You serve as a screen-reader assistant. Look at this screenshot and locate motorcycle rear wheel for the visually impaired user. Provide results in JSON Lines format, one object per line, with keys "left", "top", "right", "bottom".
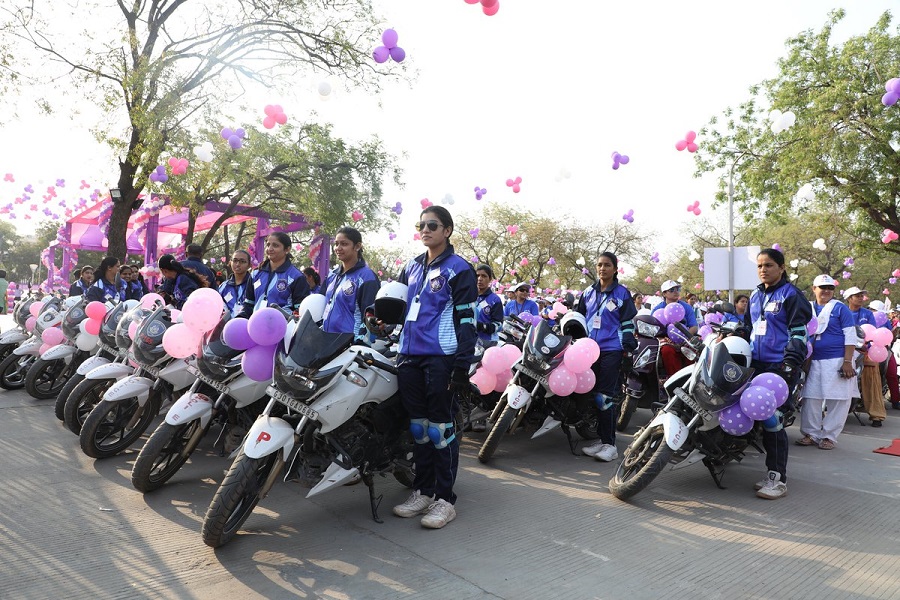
{"left": 616, "top": 395, "right": 638, "bottom": 432}
{"left": 55, "top": 373, "right": 85, "bottom": 421}
{"left": 79, "top": 389, "right": 161, "bottom": 459}
{"left": 132, "top": 420, "right": 205, "bottom": 492}
{"left": 202, "top": 448, "right": 282, "bottom": 548}
{"left": 477, "top": 403, "right": 518, "bottom": 464}
{"left": 608, "top": 424, "right": 672, "bottom": 500}
{"left": 24, "top": 357, "right": 69, "bottom": 400}
{"left": 0, "top": 352, "right": 31, "bottom": 390}
{"left": 64, "top": 378, "right": 114, "bottom": 435}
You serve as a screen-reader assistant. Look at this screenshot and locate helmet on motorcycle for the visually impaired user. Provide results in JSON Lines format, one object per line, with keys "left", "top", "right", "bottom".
{"left": 559, "top": 311, "right": 588, "bottom": 339}
{"left": 297, "top": 293, "right": 326, "bottom": 323}
{"left": 374, "top": 282, "right": 409, "bottom": 325}
{"left": 132, "top": 306, "right": 175, "bottom": 366}
{"left": 198, "top": 312, "right": 243, "bottom": 380}
{"left": 719, "top": 336, "right": 752, "bottom": 368}
{"left": 61, "top": 297, "right": 89, "bottom": 341}
{"left": 115, "top": 305, "right": 153, "bottom": 351}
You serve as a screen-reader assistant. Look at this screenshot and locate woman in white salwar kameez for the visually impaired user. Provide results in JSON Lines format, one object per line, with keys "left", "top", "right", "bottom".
{"left": 798, "top": 275, "right": 858, "bottom": 450}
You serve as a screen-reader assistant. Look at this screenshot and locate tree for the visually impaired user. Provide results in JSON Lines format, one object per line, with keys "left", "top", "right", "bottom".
{"left": 1, "top": 0, "right": 398, "bottom": 258}
{"left": 695, "top": 10, "right": 900, "bottom": 254}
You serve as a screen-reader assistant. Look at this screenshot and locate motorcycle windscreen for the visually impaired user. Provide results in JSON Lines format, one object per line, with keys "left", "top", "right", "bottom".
{"left": 693, "top": 342, "right": 755, "bottom": 412}
{"left": 284, "top": 312, "right": 354, "bottom": 371}
{"left": 197, "top": 313, "right": 243, "bottom": 379}
{"left": 526, "top": 319, "right": 572, "bottom": 360}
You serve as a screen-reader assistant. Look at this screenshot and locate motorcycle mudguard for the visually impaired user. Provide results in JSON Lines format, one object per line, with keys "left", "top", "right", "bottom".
{"left": 243, "top": 416, "right": 295, "bottom": 459}
{"left": 531, "top": 415, "right": 562, "bottom": 439}
{"left": 86, "top": 362, "right": 135, "bottom": 381}
{"left": 645, "top": 411, "right": 690, "bottom": 451}
{"left": 306, "top": 462, "right": 361, "bottom": 498}
{"left": 669, "top": 448, "right": 705, "bottom": 471}
{"left": 165, "top": 390, "right": 213, "bottom": 427}
{"left": 104, "top": 375, "right": 153, "bottom": 403}
{"left": 0, "top": 331, "right": 29, "bottom": 345}
{"left": 506, "top": 384, "right": 531, "bottom": 410}
{"left": 14, "top": 339, "right": 43, "bottom": 356}
{"left": 77, "top": 355, "right": 111, "bottom": 376}
{"left": 41, "top": 344, "right": 76, "bottom": 361}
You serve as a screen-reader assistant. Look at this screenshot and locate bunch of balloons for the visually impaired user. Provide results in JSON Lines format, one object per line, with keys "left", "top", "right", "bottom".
{"left": 547, "top": 301, "right": 569, "bottom": 320}
{"left": 373, "top": 29, "right": 405, "bottom": 63}
{"left": 769, "top": 109, "right": 797, "bottom": 134}
{"left": 220, "top": 307, "right": 289, "bottom": 381}
{"left": 686, "top": 200, "right": 701, "bottom": 215}
{"left": 611, "top": 151, "right": 630, "bottom": 170}
{"left": 420, "top": 198, "right": 433, "bottom": 209}
{"left": 474, "top": 186, "right": 487, "bottom": 200}
{"left": 352, "top": 210, "right": 364, "bottom": 222}
{"left": 506, "top": 177, "right": 522, "bottom": 193}
{"left": 470, "top": 344, "right": 521, "bottom": 394}
{"left": 882, "top": 229, "right": 898, "bottom": 244}
{"left": 73, "top": 301, "right": 110, "bottom": 351}
{"left": 860, "top": 324, "right": 893, "bottom": 362}
{"left": 167, "top": 157, "right": 189, "bottom": 176}
{"left": 622, "top": 209, "right": 634, "bottom": 223}
{"left": 148, "top": 165, "right": 168, "bottom": 183}
{"left": 162, "top": 288, "right": 225, "bottom": 360}
{"left": 220, "top": 127, "right": 246, "bottom": 150}
{"left": 263, "top": 105, "right": 288, "bottom": 129}
{"left": 516, "top": 312, "right": 541, "bottom": 326}
{"left": 812, "top": 238, "right": 827, "bottom": 251}
{"left": 547, "top": 338, "right": 600, "bottom": 396}
{"left": 464, "top": 0, "right": 499, "bottom": 16}
{"left": 391, "top": 202, "right": 403, "bottom": 214}
{"left": 675, "top": 131, "right": 699, "bottom": 152}
{"left": 506, "top": 224, "right": 519, "bottom": 235}
{"left": 193, "top": 142, "right": 214, "bottom": 162}
{"left": 651, "top": 301, "right": 687, "bottom": 329}
{"left": 717, "top": 373, "right": 788, "bottom": 435}
{"left": 797, "top": 183, "right": 816, "bottom": 202}
{"left": 882, "top": 78, "right": 900, "bottom": 106}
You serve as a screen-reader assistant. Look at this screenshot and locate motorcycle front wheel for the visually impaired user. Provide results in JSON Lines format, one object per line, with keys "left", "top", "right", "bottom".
{"left": 0, "top": 352, "right": 31, "bottom": 390}
{"left": 477, "top": 403, "right": 518, "bottom": 464}
{"left": 132, "top": 420, "right": 206, "bottom": 492}
{"left": 55, "top": 373, "right": 85, "bottom": 421}
{"left": 24, "top": 357, "right": 69, "bottom": 400}
{"left": 79, "top": 388, "right": 162, "bottom": 459}
{"left": 64, "top": 378, "right": 114, "bottom": 435}
{"left": 608, "top": 424, "right": 673, "bottom": 500}
{"left": 202, "top": 448, "right": 282, "bottom": 548}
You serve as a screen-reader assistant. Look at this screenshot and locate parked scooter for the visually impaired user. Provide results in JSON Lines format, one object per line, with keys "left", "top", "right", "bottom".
{"left": 131, "top": 312, "right": 271, "bottom": 492}
{"left": 0, "top": 295, "right": 65, "bottom": 390}
{"left": 0, "top": 294, "right": 42, "bottom": 368}
{"left": 78, "top": 305, "right": 195, "bottom": 459}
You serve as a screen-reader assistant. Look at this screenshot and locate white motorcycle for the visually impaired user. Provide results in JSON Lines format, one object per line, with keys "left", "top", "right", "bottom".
{"left": 0, "top": 295, "right": 65, "bottom": 390}
{"left": 0, "top": 294, "right": 43, "bottom": 371}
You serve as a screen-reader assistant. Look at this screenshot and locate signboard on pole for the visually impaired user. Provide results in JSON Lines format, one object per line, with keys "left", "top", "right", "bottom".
{"left": 703, "top": 246, "right": 761, "bottom": 291}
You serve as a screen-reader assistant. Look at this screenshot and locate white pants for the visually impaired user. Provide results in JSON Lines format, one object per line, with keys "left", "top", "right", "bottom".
{"left": 799, "top": 397, "right": 852, "bottom": 443}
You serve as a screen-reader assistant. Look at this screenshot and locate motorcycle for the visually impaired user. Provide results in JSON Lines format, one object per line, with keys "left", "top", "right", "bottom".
{"left": 0, "top": 294, "right": 42, "bottom": 368}
{"left": 477, "top": 313, "right": 598, "bottom": 464}
{"left": 616, "top": 312, "right": 668, "bottom": 431}
{"left": 0, "top": 295, "right": 65, "bottom": 390}
{"left": 201, "top": 311, "right": 414, "bottom": 548}
{"left": 78, "top": 305, "right": 194, "bottom": 459}
{"left": 608, "top": 321, "right": 795, "bottom": 500}
{"left": 131, "top": 313, "right": 270, "bottom": 492}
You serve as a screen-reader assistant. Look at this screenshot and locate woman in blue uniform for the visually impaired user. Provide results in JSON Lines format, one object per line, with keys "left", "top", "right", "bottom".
{"left": 474, "top": 264, "right": 503, "bottom": 344}
{"left": 321, "top": 227, "right": 379, "bottom": 341}
{"left": 238, "top": 232, "right": 310, "bottom": 318}
{"left": 158, "top": 254, "right": 208, "bottom": 309}
{"left": 218, "top": 250, "right": 252, "bottom": 317}
{"left": 84, "top": 257, "right": 122, "bottom": 304}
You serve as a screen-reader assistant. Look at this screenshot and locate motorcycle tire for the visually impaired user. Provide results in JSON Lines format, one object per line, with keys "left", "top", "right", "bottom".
{"left": 64, "top": 377, "right": 114, "bottom": 435}
{"left": 132, "top": 420, "right": 205, "bottom": 493}
{"left": 0, "top": 342, "right": 15, "bottom": 365}
{"left": 79, "top": 388, "right": 161, "bottom": 459}
{"left": 575, "top": 412, "right": 600, "bottom": 440}
{"left": 54, "top": 373, "right": 85, "bottom": 421}
{"left": 0, "top": 352, "right": 31, "bottom": 390}
{"left": 616, "top": 395, "right": 638, "bottom": 432}
{"left": 24, "top": 357, "right": 69, "bottom": 400}
{"left": 608, "top": 424, "right": 673, "bottom": 501}
{"left": 477, "top": 403, "right": 518, "bottom": 464}
{"left": 202, "top": 448, "right": 282, "bottom": 548}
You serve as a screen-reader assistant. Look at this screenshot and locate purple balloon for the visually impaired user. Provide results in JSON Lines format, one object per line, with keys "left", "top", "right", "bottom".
{"left": 389, "top": 46, "right": 406, "bottom": 62}
{"left": 882, "top": 92, "right": 899, "bottom": 107}
{"left": 235, "top": 128, "right": 246, "bottom": 138}
{"left": 381, "top": 28, "right": 399, "bottom": 48}
{"left": 666, "top": 323, "right": 688, "bottom": 345}
{"left": 886, "top": 77, "right": 900, "bottom": 94}
{"left": 247, "top": 307, "right": 287, "bottom": 346}
{"left": 618, "top": 154, "right": 630, "bottom": 165}
{"left": 241, "top": 344, "right": 277, "bottom": 382}
{"left": 373, "top": 46, "right": 390, "bottom": 63}
{"left": 750, "top": 372, "right": 789, "bottom": 407}
{"left": 698, "top": 324, "right": 713, "bottom": 338}
{"left": 705, "top": 312, "right": 724, "bottom": 325}
{"left": 718, "top": 402, "right": 754, "bottom": 435}
{"left": 874, "top": 311, "right": 888, "bottom": 327}
{"left": 806, "top": 317, "right": 818, "bottom": 336}
{"left": 652, "top": 308, "right": 670, "bottom": 326}
{"left": 222, "top": 318, "right": 256, "bottom": 351}
{"left": 220, "top": 127, "right": 234, "bottom": 140}
{"left": 739, "top": 385, "right": 777, "bottom": 420}
{"left": 228, "top": 134, "right": 243, "bottom": 150}
{"left": 663, "top": 301, "right": 685, "bottom": 324}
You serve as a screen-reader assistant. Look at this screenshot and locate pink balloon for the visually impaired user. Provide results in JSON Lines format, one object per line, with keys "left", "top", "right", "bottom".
{"left": 860, "top": 323, "right": 876, "bottom": 341}
{"left": 140, "top": 293, "right": 164, "bottom": 309}
{"left": 548, "top": 364, "right": 577, "bottom": 396}
{"left": 85, "top": 301, "right": 107, "bottom": 320}
{"left": 483, "top": 0, "right": 499, "bottom": 14}
{"left": 39, "top": 343, "right": 50, "bottom": 355}
{"left": 481, "top": 346, "right": 506, "bottom": 375}
{"left": 25, "top": 316, "right": 36, "bottom": 332}
{"left": 685, "top": 130, "right": 697, "bottom": 143}
{"left": 470, "top": 368, "right": 496, "bottom": 395}
{"left": 162, "top": 323, "right": 202, "bottom": 359}
{"left": 29, "top": 302, "right": 42, "bottom": 318}
{"left": 574, "top": 368, "right": 596, "bottom": 394}
{"left": 874, "top": 328, "right": 893, "bottom": 348}
{"left": 84, "top": 318, "right": 102, "bottom": 336}
{"left": 128, "top": 321, "right": 138, "bottom": 340}
{"left": 500, "top": 343, "right": 522, "bottom": 370}
{"left": 464, "top": 0, "right": 479, "bottom": 3}
{"left": 869, "top": 344, "right": 889, "bottom": 363}
{"left": 675, "top": 139, "right": 688, "bottom": 151}
{"left": 493, "top": 369, "right": 512, "bottom": 392}
{"left": 41, "top": 327, "right": 64, "bottom": 346}
{"left": 183, "top": 288, "right": 225, "bottom": 333}
{"left": 563, "top": 343, "right": 593, "bottom": 374}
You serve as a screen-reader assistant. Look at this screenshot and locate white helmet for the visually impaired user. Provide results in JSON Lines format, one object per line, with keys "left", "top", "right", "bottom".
{"left": 375, "top": 282, "right": 409, "bottom": 325}
{"left": 559, "top": 311, "right": 588, "bottom": 339}
{"left": 297, "top": 293, "right": 326, "bottom": 323}
{"left": 869, "top": 300, "right": 885, "bottom": 312}
{"left": 719, "top": 336, "right": 752, "bottom": 368}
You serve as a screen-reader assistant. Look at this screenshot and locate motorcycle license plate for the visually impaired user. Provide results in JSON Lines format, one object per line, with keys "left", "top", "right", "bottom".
{"left": 674, "top": 388, "right": 713, "bottom": 421}
{"left": 99, "top": 342, "right": 119, "bottom": 357}
{"left": 507, "top": 384, "right": 531, "bottom": 409}
{"left": 266, "top": 385, "right": 319, "bottom": 420}
{"left": 187, "top": 365, "right": 230, "bottom": 395}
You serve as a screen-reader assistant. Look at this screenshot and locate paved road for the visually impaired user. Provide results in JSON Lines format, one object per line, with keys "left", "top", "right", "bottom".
{"left": 1, "top": 383, "right": 900, "bottom": 599}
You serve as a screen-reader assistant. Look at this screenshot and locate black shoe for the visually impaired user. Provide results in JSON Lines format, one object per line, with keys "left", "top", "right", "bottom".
{"left": 871, "top": 420, "right": 883, "bottom": 428}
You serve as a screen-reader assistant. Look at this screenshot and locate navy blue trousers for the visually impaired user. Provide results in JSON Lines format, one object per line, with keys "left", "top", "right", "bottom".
{"left": 752, "top": 360, "right": 792, "bottom": 482}
{"left": 590, "top": 350, "right": 624, "bottom": 445}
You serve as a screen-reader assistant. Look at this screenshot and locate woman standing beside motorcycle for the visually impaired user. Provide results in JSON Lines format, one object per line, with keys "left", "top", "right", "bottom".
{"left": 391, "top": 206, "right": 477, "bottom": 529}
{"left": 218, "top": 250, "right": 252, "bottom": 317}
{"left": 238, "top": 232, "right": 310, "bottom": 318}
{"left": 321, "top": 227, "right": 379, "bottom": 342}
{"left": 474, "top": 264, "right": 504, "bottom": 344}
{"left": 749, "top": 248, "right": 812, "bottom": 500}
{"left": 577, "top": 252, "right": 637, "bottom": 462}
{"left": 84, "top": 257, "right": 122, "bottom": 304}
{"left": 158, "top": 255, "right": 209, "bottom": 309}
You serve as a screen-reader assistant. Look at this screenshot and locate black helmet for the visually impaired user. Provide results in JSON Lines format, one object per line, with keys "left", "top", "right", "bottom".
{"left": 116, "top": 304, "right": 153, "bottom": 352}
{"left": 197, "top": 313, "right": 243, "bottom": 381}
{"left": 14, "top": 295, "right": 39, "bottom": 329}
{"left": 132, "top": 306, "right": 175, "bottom": 367}
{"left": 100, "top": 302, "right": 129, "bottom": 348}
{"left": 61, "top": 297, "right": 89, "bottom": 341}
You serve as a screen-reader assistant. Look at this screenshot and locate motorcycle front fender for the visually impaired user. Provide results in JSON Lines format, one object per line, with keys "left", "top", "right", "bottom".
{"left": 306, "top": 462, "right": 360, "bottom": 498}
{"left": 14, "top": 339, "right": 43, "bottom": 356}
{"left": 41, "top": 344, "right": 76, "bottom": 361}
{"left": 506, "top": 384, "right": 531, "bottom": 410}
{"left": 104, "top": 375, "right": 153, "bottom": 403}
{"left": 243, "top": 416, "right": 295, "bottom": 460}
{"left": 77, "top": 355, "right": 111, "bottom": 376}
{"left": 642, "top": 411, "right": 690, "bottom": 451}
{"left": 0, "top": 330, "right": 29, "bottom": 345}
{"left": 165, "top": 391, "right": 214, "bottom": 427}
{"left": 86, "top": 362, "right": 136, "bottom": 381}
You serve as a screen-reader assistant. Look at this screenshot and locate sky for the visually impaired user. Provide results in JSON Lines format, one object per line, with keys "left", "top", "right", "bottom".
{"left": 0, "top": 0, "right": 895, "bottom": 274}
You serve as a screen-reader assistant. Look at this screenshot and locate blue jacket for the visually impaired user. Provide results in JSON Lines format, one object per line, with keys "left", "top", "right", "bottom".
{"left": 159, "top": 273, "right": 200, "bottom": 309}
{"left": 851, "top": 307, "right": 875, "bottom": 326}
{"left": 123, "top": 280, "right": 144, "bottom": 301}
{"left": 504, "top": 298, "right": 539, "bottom": 317}
{"left": 397, "top": 244, "right": 477, "bottom": 370}
{"left": 218, "top": 275, "right": 251, "bottom": 317}
{"left": 321, "top": 259, "right": 380, "bottom": 341}
{"left": 69, "top": 279, "right": 91, "bottom": 297}
{"left": 576, "top": 280, "right": 637, "bottom": 352}
{"left": 651, "top": 299, "right": 699, "bottom": 329}
{"left": 476, "top": 290, "right": 504, "bottom": 342}
{"left": 182, "top": 257, "right": 216, "bottom": 285}
{"left": 85, "top": 279, "right": 120, "bottom": 304}
{"left": 749, "top": 278, "right": 811, "bottom": 365}
{"left": 239, "top": 259, "right": 310, "bottom": 318}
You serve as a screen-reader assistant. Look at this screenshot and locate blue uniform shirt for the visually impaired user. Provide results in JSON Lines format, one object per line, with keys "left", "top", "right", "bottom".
{"left": 240, "top": 259, "right": 310, "bottom": 317}
{"left": 576, "top": 280, "right": 637, "bottom": 352}
{"left": 321, "top": 259, "right": 380, "bottom": 341}
{"left": 85, "top": 279, "right": 120, "bottom": 304}
{"left": 811, "top": 300, "right": 855, "bottom": 360}
{"left": 503, "top": 298, "right": 539, "bottom": 317}
{"left": 218, "top": 275, "right": 250, "bottom": 317}
{"left": 851, "top": 307, "right": 875, "bottom": 326}
{"left": 476, "top": 290, "right": 504, "bottom": 342}
{"left": 749, "top": 278, "right": 812, "bottom": 365}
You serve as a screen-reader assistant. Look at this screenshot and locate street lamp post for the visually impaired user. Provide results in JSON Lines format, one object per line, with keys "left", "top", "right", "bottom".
{"left": 726, "top": 150, "right": 751, "bottom": 304}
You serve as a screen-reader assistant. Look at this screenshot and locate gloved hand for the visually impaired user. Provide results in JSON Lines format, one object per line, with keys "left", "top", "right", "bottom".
{"left": 779, "top": 360, "right": 801, "bottom": 390}
{"left": 448, "top": 368, "right": 471, "bottom": 396}
{"left": 476, "top": 322, "right": 486, "bottom": 333}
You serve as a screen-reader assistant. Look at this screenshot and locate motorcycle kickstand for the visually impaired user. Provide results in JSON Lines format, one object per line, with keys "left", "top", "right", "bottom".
{"left": 560, "top": 424, "right": 578, "bottom": 456}
{"left": 362, "top": 468, "right": 384, "bottom": 524}
{"left": 703, "top": 458, "right": 727, "bottom": 489}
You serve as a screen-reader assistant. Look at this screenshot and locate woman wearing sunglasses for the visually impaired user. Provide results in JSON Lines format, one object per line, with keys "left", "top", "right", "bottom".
{"left": 390, "top": 206, "right": 477, "bottom": 530}
{"left": 218, "top": 250, "right": 252, "bottom": 317}
{"left": 321, "top": 227, "right": 379, "bottom": 341}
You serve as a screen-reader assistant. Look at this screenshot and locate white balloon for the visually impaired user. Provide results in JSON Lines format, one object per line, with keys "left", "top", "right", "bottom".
{"left": 317, "top": 81, "right": 332, "bottom": 96}
{"left": 789, "top": 259, "right": 800, "bottom": 268}
{"left": 769, "top": 109, "right": 783, "bottom": 122}
{"left": 789, "top": 273, "right": 799, "bottom": 281}
{"left": 783, "top": 111, "right": 796, "bottom": 127}
{"left": 76, "top": 332, "right": 99, "bottom": 351}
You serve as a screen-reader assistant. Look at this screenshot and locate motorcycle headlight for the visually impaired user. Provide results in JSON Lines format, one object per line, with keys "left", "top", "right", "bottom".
{"left": 636, "top": 320, "right": 661, "bottom": 338}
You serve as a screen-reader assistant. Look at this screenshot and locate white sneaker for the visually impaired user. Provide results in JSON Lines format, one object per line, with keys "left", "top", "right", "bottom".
{"left": 420, "top": 499, "right": 456, "bottom": 529}
{"left": 756, "top": 470, "right": 787, "bottom": 499}
{"left": 581, "top": 441, "right": 606, "bottom": 457}
{"left": 753, "top": 475, "right": 769, "bottom": 491}
{"left": 393, "top": 491, "right": 434, "bottom": 518}
{"left": 594, "top": 444, "right": 619, "bottom": 462}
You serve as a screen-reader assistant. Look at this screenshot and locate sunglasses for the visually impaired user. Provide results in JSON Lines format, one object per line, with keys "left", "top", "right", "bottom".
{"left": 415, "top": 220, "right": 441, "bottom": 232}
{"left": 665, "top": 287, "right": 682, "bottom": 293}
{"left": 818, "top": 285, "right": 835, "bottom": 290}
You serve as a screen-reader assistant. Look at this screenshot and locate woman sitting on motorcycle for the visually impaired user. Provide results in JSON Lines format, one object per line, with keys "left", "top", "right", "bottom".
{"left": 653, "top": 280, "right": 699, "bottom": 382}
{"left": 238, "top": 232, "right": 310, "bottom": 318}
{"left": 158, "top": 254, "right": 209, "bottom": 309}
{"left": 84, "top": 256, "right": 122, "bottom": 304}
{"left": 218, "top": 250, "right": 252, "bottom": 317}
{"left": 321, "top": 227, "right": 379, "bottom": 342}
{"left": 577, "top": 251, "right": 638, "bottom": 462}
{"left": 749, "top": 248, "right": 812, "bottom": 500}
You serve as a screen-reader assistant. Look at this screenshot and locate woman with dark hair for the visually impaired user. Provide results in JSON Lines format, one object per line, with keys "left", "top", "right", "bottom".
{"left": 69, "top": 265, "right": 94, "bottom": 297}
{"left": 749, "top": 248, "right": 812, "bottom": 500}
{"left": 158, "top": 254, "right": 208, "bottom": 309}
{"left": 84, "top": 256, "right": 122, "bottom": 303}
{"left": 218, "top": 249, "right": 252, "bottom": 317}
{"left": 576, "top": 251, "right": 638, "bottom": 462}
{"left": 735, "top": 293, "right": 751, "bottom": 327}
{"left": 632, "top": 291, "right": 644, "bottom": 312}
{"left": 303, "top": 267, "right": 322, "bottom": 295}
{"left": 119, "top": 264, "right": 144, "bottom": 301}
{"left": 391, "top": 205, "right": 477, "bottom": 529}
{"left": 238, "top": 232, "right": 310, "bottom": 318}
{"left": 474, "top": 264, "right": 503, "bottom": 343}
{"left": 320, "top": 226, "right": 379, "bottom": 341}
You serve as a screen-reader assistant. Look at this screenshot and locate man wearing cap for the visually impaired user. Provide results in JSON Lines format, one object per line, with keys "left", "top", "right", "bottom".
{"left": 797, "top": 275, "right": 856, "bottom": 449}
{"left": 503, "top": 282, "right": 539, "bottom": 317}
{"left": 652, "top": 280, "right": 699, "bottom": 381}
{"left": 845, "top": 288, "right": 891, "bottom": 421}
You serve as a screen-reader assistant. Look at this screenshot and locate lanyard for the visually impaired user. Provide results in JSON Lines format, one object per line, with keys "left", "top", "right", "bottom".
{"left": 756, "top": 291, "right": 772, "bottom": 321}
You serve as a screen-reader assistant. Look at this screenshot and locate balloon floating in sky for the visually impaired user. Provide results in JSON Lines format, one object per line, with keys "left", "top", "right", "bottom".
{"left": 675, "top": 131, "right": 698, "bottom": 152}
{"left": 844, "top": 257, "right": 854, "bottom": 267}
{"left": 813, "top": 238, "right": 827, "bottom": 251}
{"left": 352, "top": 210, "right": 364, "bottom": 222}
{"left": 474, "top": 186, "right": 487, "bottom": 200}
{"left": 548, "top": 257, "right": 556, "bottom": 265}
{"left": 420, "top": 198, "right": 433, "bottom": 209}
{"left": 373, "top": 29, "right": 405, "bottom": 63}
{"left": 221, "top": 127, "right": 246, "bottom": 150}
{"left": 193, "top": 142, "right": 214, "bottom": 162}
{"left": 317, "top": 81, "right": 332, "bottom": 97}
{"left": 464, "top": 0, "right": 500, "bottom": 16}
{"left": 391, "top": 202, "right": 402, "bottom": 215}
{"left": 622, "top": 209, "right": 634, "bottom": 223}
{"left": 686, "top": 200, "right": 701, "bottom": 215}
{"left": 769, "top": 109, "right": 797, "bottom": 134}
{"left": 506, "top": 177, "right": 522, "bottom": 193}
{"left": 796, "top": 183, "right": 815, "bottom": 202}
{"left": 506, "top": 224, "right": 519, "bottom": 235}
{"left": 882, "top": 229, "right": 899, "bottom": 244}
{"left": 882, "top": 78, "right": 900, "bottom": 106}
{"left": 650, "top": 252, "right": 659, "bottom": 263}
{"left": 148, "top": 165, "right": 168, "bottom": 183}
{"left": 611, "top": 151, "right": 629, "bottom": 170}
{"left": 469, "top": 228, "right": 479, "bottom": 239}
{"left": 263, "top": 104, "right": 288, "bottom": 129}
{"left": 441, "top": 193, "right": 455, "bottom": 205}
{"left": 80, "top": 180, "right": 90, "bottom": 189}
{"left": 3, "top": 173, "right": 13, "bottom": 182}
{"left": 167, "top": 157, "right": 189, "bottom": 176}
